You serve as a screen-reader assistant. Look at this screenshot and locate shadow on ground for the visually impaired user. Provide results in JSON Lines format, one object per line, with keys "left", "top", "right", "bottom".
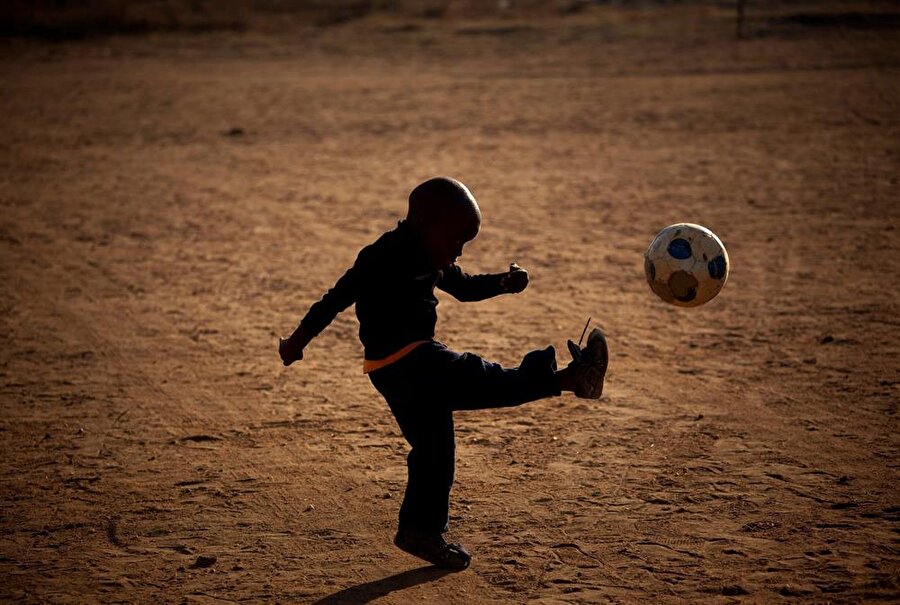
{"left": 313, "top": 566, "right": 456, "bottom": 604}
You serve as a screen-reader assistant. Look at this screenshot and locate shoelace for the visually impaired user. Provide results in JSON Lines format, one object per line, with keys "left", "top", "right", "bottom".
{"left": 577, "top": 316, "right": 592, "bottom": 348}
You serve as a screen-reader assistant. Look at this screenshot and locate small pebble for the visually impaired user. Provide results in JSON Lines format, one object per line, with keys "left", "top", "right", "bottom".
{"left": 722, "top": 584, "right": 749, "bottom": 596}
{"left": 191, "top": 555, "right": 217, "bottom": 569}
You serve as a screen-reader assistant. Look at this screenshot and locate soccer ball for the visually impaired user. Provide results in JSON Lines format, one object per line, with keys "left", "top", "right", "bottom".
{"left": 644, "top": 223, "right": 729, "bottom": 307}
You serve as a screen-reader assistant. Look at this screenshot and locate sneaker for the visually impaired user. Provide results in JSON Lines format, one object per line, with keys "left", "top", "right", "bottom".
{"left": 566, "top": 326, "right": 609, "bottom": 399}
{"left": 394, "top": 528, "right": 472, "bottom": 570}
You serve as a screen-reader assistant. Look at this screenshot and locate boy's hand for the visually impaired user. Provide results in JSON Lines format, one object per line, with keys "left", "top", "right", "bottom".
{"left": 279, "top": 336, "right": 304, "bottom": 367}
{"left": 502, "top": 262, "right": 529, "bottom": 294}
{"left": 279, "top": 324, "right": 313, "bottom": 367}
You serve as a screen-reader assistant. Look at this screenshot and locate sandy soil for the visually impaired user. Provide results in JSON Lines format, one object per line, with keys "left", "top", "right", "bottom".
{"left": 1, "top": 5, "right": 899, "bottom": 603}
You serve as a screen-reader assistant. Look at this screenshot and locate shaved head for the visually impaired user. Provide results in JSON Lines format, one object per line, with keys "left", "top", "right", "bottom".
{"left": 407, "top": 177, "right": 481, "bottom": 236}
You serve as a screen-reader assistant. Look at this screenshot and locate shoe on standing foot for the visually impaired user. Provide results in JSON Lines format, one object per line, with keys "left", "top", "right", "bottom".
{"left": 394, "top": 528, "right": 471, "bottom": 570}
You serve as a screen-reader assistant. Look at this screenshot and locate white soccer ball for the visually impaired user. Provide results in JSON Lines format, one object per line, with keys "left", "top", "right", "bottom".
{"left": 644, "top": 223, "right": 729, "bottom": 307}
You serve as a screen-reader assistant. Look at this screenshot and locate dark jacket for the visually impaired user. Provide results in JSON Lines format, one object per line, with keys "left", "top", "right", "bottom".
{"left": 300, "top": 221, "right": 508, "bottom": 360}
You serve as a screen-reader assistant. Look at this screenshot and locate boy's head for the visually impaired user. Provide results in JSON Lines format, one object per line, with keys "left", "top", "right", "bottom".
{"left": 407, "top": 177, "right": 482, "bottom": 270}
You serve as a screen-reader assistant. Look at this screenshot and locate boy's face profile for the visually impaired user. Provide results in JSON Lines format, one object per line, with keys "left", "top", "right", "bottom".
{"left": 407, "top": 177, "right": 482, "bottom": 270}
{"left": 423, "top": 211, "right": 481, "bottom": 270}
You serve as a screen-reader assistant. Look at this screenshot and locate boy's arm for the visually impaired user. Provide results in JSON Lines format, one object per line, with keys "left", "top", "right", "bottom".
{"left": 437, "top": 263, "right": 528, "bottom": 302}
{"left": 280, "top": 263, "right": 360, "bottom": 366}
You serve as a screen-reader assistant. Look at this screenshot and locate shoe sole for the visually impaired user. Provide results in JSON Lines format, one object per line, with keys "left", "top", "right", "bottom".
{"left": 578, "top": 328, "right": 609, "bottom": 399}
{"left": 588, "top": 328, "right": 609, "bottom": 378}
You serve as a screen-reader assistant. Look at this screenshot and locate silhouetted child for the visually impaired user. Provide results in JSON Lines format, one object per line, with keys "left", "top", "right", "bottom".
{"left": 279, "top": 177, "right": 608, "bottom": 569}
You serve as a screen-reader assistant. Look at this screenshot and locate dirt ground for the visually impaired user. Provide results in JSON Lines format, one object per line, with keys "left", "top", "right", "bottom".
{"left": 1, "top": 4, "right": 899, "bottom": 603}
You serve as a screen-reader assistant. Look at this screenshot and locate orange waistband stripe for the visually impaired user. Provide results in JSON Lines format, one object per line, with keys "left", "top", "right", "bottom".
{"left": 363, "top": 341, "right": 429, "bottom": 374}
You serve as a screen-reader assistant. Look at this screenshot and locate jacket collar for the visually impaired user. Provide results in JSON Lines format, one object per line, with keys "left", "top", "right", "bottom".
{"left": 396, "top": 220, "right": 437, "bottom": 275}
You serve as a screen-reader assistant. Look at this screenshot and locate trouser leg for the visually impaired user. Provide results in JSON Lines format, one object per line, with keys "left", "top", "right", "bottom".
{"left": 442, "top": 345, "right": 562, "bottom": 411}
{"left": 387, "top": 398, "right": 455, "bottom": 534}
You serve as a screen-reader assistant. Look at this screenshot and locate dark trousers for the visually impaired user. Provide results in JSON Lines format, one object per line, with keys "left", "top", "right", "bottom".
{"left": 368, "top": 341, "right": 561, "bottom": 535}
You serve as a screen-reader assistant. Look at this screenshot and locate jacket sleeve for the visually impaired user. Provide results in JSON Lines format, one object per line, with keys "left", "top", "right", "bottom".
{"left": 436, "top": 264, "right": 507, "bottom": 302}
{"left": 299, "top": 262, "right": 361, "bottom": 338}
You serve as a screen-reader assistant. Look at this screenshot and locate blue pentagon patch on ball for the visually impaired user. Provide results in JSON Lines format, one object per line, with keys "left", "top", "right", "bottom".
{"left": 667, "top": 238, "right": 692, "bottom": 260}
{"left": 708, "top": 255, "right": 727, "bottom": 279}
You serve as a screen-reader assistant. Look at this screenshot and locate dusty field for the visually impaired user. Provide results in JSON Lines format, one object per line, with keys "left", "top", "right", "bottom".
{"left": 1, "top": 5, "right": 899, "bottom": 603}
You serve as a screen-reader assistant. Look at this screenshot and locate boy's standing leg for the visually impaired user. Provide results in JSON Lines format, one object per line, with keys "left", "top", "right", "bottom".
{"left": 371, "top": 364, "right": 469, "bottom": 568}
{"left": 387, "top": 397, "right": 455, "bottom": 536}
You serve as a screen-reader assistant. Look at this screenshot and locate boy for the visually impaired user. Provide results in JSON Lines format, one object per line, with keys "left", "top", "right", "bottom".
{"left": 279, "top": 177, "right": 608, "bottom": 570}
